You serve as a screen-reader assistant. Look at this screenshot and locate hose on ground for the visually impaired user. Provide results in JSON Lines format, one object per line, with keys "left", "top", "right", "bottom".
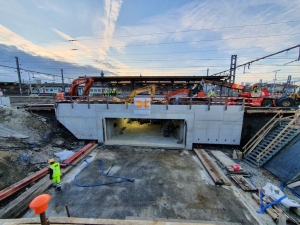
{"left": 74, "top": 159, "right": 135, "bottom": 187}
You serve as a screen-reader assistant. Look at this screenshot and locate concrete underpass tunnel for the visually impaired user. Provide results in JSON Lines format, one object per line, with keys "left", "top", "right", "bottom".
{"left": 104, "top": 118, "right": 185, "bottom": 149}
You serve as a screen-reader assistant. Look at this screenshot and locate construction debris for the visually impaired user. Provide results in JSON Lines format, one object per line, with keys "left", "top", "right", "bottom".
{"left": 0, "top": 143, "right": 98, "bottom": 219}
{"left": 194, "top": 148, "right": 231, "bottom": 186}
{"left": 231, "top": 175, "right": 257, "bottom": 192}
{"left": 210, "top": 150, "right": 249, "bottom": 177}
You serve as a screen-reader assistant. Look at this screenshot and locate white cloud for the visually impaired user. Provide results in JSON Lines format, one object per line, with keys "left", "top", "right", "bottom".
{"left": 100, "top": 0, "right": 123, "bottom": 59}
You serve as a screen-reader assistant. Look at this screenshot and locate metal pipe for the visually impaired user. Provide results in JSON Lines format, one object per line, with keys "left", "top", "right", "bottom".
{"left": 39, "top": 212, "right": 49, "bottom": 225}
{"left": 65, "top": 204, "right": 71, "bottom": 217}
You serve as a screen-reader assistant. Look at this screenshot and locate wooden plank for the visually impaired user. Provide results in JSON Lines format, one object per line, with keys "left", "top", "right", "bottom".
{"left": 242, "top": 112, "right": 281, "bottom": 155}
{"left": 251, "top": 193, "right": 278, "bottom": 221}
{"left": 263, "top": 196, "right": 300, "bottom": 225}
{"left": 194, "top": 149, "right": 222, "bottom": 185}
{"left": 210, "top": 151, "right": 249, "bottom": 176}
{"left": 0, "top": 217, "right": 242, "bottom": 225}
{"left": 194, "top": 149, "right": 231, "bottom": 186}
{"left": 287, "top": 181, "right": 300, "bottom": 189}
{"left": 0, "top": 144, "right": 98, "bottom": 219}
{"left": 211, "top": 151, "right": 236, "bottom": 168}
{"left": 231, "top": 175, "right": 257, "bottom": 191}
{"left": 257, "top": 116, "right": 299, "bottom": 161}
{"left": 0, "top": 168, "right": 49, "bottom": 202}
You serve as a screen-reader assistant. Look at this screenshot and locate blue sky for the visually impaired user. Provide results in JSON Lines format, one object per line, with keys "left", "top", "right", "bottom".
{"left": 0, "top": 0, "right": 299, "bottom": 85}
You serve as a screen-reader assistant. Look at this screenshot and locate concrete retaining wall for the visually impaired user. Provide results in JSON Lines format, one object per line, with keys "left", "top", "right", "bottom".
{"left": 55, "top": 103, "right": 244, "bottom": 149}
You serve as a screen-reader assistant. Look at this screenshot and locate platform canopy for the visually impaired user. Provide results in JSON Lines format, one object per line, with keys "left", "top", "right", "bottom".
{"left": 78, "top": 75, "right": 234, "bottom": 88}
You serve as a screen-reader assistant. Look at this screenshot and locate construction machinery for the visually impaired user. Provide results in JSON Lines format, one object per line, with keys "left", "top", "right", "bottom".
{"left": 164, "top": 89, "right": 190, "bottom": 101}
{"left": 229, "top": 83, "right": 275, "bottom": 107}
{"left": 275, "top": 86, "right": 300, "bottom": 107}
{"left": 126, "top": 85, "right": 156, "bottom": 103}
{"left": 233, "top": 84, "right": 300, "bottom": 107}
{"left": 165, "top": 79, "right": 245, "bottom": 104}
{"left": 56, "top": 77, "right": 94, "bottom": 100}
{"left": 113, "top": 85, "right": 156, "bottom": 103}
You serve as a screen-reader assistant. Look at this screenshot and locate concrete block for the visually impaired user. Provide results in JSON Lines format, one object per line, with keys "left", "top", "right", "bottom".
{"left": 0, "top": 97, "right": 11, "bottom": 106}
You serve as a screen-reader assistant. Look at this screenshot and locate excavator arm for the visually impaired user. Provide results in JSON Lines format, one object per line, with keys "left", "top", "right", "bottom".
{"left": 165, "top": 89, "right": 190, "bottom": 101}
{"left": 203, "top": 79, "right": 245, "bottom": 90}
{"left": 127, "top": 85, "right": 156, "bottom": 103}
{"left": 56, "top": 77, "right": 94, "bottom": 101}
{"left": 68, "top": 77, "right": 94, "bottom": 96}
{"left": 82, "top": 78, "right": 95, "bottom": 96}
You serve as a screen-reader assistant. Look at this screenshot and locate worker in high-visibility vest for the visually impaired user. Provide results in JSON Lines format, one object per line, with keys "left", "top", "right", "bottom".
{"left": 48, "top": 158, "right": 62, "bottom": 191}
{"left": 237, "top": 90, "right": 242, "bottom": 97}
{"left": 208, "top": 88, "right": 215, "bottom": 97}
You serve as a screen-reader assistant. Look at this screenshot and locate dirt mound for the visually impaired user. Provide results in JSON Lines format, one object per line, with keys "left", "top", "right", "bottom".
{"left": 0, "top": 107, "right": 51, "bottom": 140}
{"left": 0, "top": 106, "right": 80, "bottom": 191}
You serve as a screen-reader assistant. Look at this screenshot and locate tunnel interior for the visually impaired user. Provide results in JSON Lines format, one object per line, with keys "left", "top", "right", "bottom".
{"left": 104, "top": 118, "right": 185, "bottom": 149}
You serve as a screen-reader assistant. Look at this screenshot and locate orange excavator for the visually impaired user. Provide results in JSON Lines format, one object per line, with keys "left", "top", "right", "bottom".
{"left": 56, "top": 77, "right": 94, "bottom": 101}
{"left": 164, "top": 89, "right": 190, "bottom": 101}
{"left": 165, "top": 79, "right": 245, "bottom": 102}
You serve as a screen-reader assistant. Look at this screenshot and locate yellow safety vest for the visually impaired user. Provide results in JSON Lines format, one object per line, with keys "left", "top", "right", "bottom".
{"left": 50, "top": 162, "right": 61, "bottom": 177}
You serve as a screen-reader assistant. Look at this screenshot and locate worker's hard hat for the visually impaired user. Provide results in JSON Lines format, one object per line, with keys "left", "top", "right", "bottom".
{"left": 48, "top": 158, "right": 55, "bottom": 164}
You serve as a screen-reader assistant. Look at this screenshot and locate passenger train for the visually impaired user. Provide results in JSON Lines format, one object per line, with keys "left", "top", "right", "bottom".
{"left": 37, "top": 86, "right": 119, "bottom": 96}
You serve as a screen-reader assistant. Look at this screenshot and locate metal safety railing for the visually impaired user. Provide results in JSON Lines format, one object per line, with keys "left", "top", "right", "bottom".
{"left": 242, "top": 111, "right": 283, "bottom": 155}
{"left": 56, "top": 95, "right": 251, "bottom": 111}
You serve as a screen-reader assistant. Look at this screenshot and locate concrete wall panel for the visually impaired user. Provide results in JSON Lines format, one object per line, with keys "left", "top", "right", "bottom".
{"left": 56, "top": 104, "right": 244, "bottom": 149}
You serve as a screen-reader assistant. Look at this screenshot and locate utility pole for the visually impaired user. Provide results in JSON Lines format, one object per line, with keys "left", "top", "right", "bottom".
{"left": 229, "top": 55, "right": 237, "bottom": 96}
{"left": 286, "top": 75, "right": 292, "bottom": 94}
{"left": 15, "top": 57, "right": 22, "bottom": 96}
{"left": 28, "top": 72, "right": 32, "bottom": 95}
{"left": 206, "top": 68, "right": 209, "bottom": 92}
{"left": 61, "top": 69, "right": 65, "bottom": 92}
{"left": 272, "top": 69, "right": 280, "bottom": 96}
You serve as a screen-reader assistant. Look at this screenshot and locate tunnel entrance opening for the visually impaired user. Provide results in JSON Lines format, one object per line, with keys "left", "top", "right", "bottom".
{"left": 104, "top": 118, "right": 185, "bottom": 149}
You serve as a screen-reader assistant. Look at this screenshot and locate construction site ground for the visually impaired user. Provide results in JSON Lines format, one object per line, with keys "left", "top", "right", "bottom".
{"left": 0, "top": 97, "right": 299, "bottom": 224}
{"left": 21, "top": 146, "right": 263, "bottom": 224}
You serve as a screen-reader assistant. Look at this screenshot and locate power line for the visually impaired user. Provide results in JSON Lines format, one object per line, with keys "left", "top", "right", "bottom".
{"left": 210, "top": 44, "right": 300, "bottom": 76}
{"left": 12, "top": 57, "right": 299, "bottom": 64}
{"left": 17, "top": 19, "right": 300, "bottom": 44}
{"left": 0, "top": 44, "right": 295, "bottom": 59}
{"left": 21, "top": 32, "right": 300, "bottom": 52}
{"left": 0, "top": 64, "right": 74, "bottom": 80}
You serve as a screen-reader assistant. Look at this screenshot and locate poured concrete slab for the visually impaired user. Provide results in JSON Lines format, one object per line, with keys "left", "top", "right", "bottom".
{"left": 23, "top": 148, "right": 259, "bottom": 224}
{"left": 106, "top": 122, "right": 184, "bottom": 149}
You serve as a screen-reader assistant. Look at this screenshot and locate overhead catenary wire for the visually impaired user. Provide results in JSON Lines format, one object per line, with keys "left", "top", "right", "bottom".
{"left": 210, "top": 44, "right": 300, "bottom": 76}
{"left": 23, "top": 32, "right": 300, "bottom": 52}
{"left": 10, "top": 19, "right": 300, "bottom": 45}
{"left": 0, "top": 64, "right": 74, "bottom": 80}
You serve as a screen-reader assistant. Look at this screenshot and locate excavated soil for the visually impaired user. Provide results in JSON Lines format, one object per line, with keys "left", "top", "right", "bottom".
{"left": 0, "top": 106, "right": 82, "bottom": 192}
